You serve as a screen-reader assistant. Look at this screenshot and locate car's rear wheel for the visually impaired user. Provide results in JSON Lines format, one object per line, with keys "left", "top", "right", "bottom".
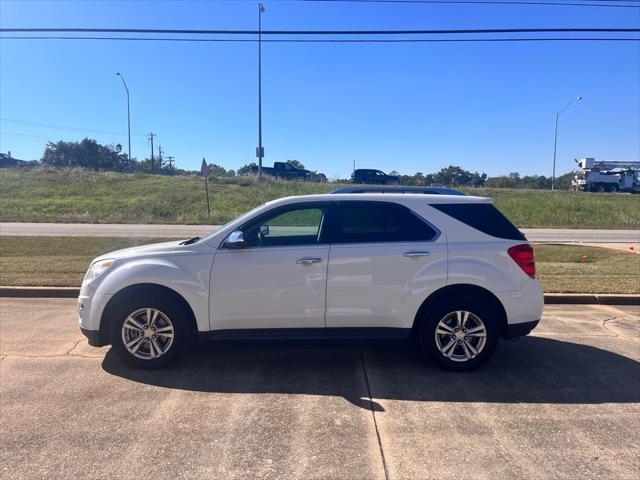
{"left": 418, "top": 297, "right": 498, "bottom": 371}
{"left": 108, "top": 294, "right": 188, "bottom": 368}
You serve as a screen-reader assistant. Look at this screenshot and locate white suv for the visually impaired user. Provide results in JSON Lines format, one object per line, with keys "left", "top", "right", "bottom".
{"left": 78, "top": 189, "right": 543, "bottom": 371}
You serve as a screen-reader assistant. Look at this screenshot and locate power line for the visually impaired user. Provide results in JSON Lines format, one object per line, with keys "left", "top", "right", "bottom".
{"left": 2, "top": 27, "right": 639, "bottom": 35}
{"left": 295, "top": 0, "right": 639, "bottom": 2}
{"left": 0, "top": 118, "right": 147, "bottom": 137}
{"left": 1, "top": 36, "right": 638, "bottom": 42}
{"left": 293, "top": 0, "right": 640, "bottom": 7}
{"left": 0, "top": 131, "right": 52, "bottom": 139}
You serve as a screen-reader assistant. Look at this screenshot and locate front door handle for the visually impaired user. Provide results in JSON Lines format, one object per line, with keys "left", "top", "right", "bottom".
{"left": 403, "top": 250, "right": 430, "bottom": 257}
{"left": 296, "top": 257, "right": 322, "bottom": 265}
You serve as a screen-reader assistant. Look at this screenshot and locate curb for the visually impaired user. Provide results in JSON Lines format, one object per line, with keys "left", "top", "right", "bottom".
{"left": 543, "top": 294, "right": 640, "bottom": 305}
{"left": 1, "top": 287, "right": 639, "bottom": 305}
{"left": 0, "top": 287, "right": 80, "bottom": 298}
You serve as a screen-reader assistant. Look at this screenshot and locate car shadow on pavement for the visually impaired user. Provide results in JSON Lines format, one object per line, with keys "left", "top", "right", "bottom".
{"left": 102, "top": 336, "right": 640, "bottom": 410}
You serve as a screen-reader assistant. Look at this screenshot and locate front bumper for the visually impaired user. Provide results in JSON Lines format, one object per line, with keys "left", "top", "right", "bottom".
{"left": 77, "top": 289, "right": 113, "bottom": 347}
{"left": 504, "top": 319, "right": 540, "bottom": 339}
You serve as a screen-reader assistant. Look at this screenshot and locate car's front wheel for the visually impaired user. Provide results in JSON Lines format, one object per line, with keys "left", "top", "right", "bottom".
{"left": 418, "top": 298, "right": 498, "bottom": 371}
{"left": 108, "top": 295, "right": 188, "bottom": 368}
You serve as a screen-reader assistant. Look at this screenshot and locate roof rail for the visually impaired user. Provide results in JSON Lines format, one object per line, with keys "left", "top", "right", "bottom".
{"left": 330, "top": 186, "right": 466, "bottom": 196}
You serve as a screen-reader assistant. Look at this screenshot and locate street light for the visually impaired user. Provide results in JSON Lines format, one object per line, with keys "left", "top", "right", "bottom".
{"left": 116, "top": 72, "right": 132, "bottom": 170}
{"left": 552, "top": 96, "right": 582, "bottom": 190}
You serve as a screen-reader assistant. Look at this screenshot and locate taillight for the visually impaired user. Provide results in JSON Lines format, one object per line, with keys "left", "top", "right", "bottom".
{"left": 508, "top": 244, "right": 536, "bottom": 279}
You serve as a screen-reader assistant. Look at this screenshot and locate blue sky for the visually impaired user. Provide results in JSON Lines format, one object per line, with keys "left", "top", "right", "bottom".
{"left": 1, "top": 0, "right": 638, "bottom": 179}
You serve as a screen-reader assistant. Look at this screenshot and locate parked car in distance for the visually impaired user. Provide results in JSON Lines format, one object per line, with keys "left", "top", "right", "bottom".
{"left": 78, "top": 189, "right": 543, "bottom": 371}
{"left": 352, "top": 169, "right": 399, "bottom": 185}
{"left": 249, "top": 161, "right": 311, "bottom": 180}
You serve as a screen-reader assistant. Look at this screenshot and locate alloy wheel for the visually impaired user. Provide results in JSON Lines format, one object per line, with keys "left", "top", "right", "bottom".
{"left": 121, "top": 308, "right": 175, "bottom": 360}
{"left": 434, "top": 310, "right": 487, "bottom": 362}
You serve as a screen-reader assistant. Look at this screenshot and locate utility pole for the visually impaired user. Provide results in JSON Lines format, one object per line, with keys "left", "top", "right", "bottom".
{"left": 158, "top": 145, "right": 164, "bottom": 171}
{"left": 148, "top": 132, "right": 156, "bottom": 172}
{"left": 256, "top": 3, "right": 265, "bottom": 179}
{"left": 167, "top": 156, "right": 175, "bottom": 175}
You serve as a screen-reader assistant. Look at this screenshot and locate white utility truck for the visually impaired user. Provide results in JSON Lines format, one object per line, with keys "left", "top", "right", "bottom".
{"left": 572, "top": 157, "right": 640, "bottom": 193}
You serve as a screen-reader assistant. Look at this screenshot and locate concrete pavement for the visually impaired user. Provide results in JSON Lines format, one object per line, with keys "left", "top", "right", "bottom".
{"left": 1, "top": 222, "right": 639, "bottom": 243}
{"left": 1, "top": 299, "right": 639, "bottom": 479}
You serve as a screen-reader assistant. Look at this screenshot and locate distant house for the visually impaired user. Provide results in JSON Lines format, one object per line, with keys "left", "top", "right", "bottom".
{"left": 0, "top": 152, "right": 38, "bottom": 169}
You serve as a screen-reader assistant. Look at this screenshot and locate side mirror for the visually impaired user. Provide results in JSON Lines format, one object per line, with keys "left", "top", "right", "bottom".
{"left": 259, "top": 224, "right": 269, "bottom": 236}
{"left": 226, "top": 230, "right": 246, "bottom": 249}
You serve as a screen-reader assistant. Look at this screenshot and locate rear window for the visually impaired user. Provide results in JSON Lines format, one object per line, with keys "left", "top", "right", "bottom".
{"left": 431, "top": 203, "right": 525, "bottom": 241}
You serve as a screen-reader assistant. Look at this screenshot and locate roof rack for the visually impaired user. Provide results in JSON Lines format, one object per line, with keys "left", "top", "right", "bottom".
{"left": 330, "top": 186, "right": 466, "bottom": 196}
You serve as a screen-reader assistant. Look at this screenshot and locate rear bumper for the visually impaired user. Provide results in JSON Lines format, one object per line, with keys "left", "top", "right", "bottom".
{"left": 504, "top": 319, "right": 539, "bottom": 339}
{"left": 80, "top": 327, "right": 108, "bottom": 347}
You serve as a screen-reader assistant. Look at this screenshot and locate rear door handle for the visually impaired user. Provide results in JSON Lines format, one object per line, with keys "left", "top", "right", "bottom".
{"left": 403, "top": 250, "right": 430, "bottom": 257}
{"left": 296, "top": 257, "right": 322, "bottom": 265}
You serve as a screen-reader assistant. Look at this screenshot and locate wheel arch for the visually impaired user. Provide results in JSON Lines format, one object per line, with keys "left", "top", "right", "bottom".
{"left": 98, "top": 283, "right": 198, "bottom": 346}
{"left": 412, "top": 284, "right": 508, "bottom": 337}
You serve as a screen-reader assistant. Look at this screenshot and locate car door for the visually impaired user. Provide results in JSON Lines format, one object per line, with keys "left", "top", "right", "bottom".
{"left": 210, "top": 203, "right": 330, "bottom": 331}
{"left": 325, "top": 201, "right": 447, "bottom": 330}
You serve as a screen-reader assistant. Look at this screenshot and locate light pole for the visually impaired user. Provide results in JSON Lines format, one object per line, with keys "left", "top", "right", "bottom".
{"left": 257, "top": 3, "right": 265, "bottom": 179}
{"left": 116, "top": 72, "right": 132, "bottom": 170}
{"left": 552, "top": 96, "right": 582, "bottom": 190}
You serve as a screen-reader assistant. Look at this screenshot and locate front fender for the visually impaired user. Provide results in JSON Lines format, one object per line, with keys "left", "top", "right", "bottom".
{"left": 94, "top": 254, "right": 214, "bottom": 332}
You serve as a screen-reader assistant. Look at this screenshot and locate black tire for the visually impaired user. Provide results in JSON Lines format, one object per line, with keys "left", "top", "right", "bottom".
{"left": 418, "top": 297, "right": 499, "bottom": 371}
{"left": 108, "top": 292, "right": 189, "bottom": 369}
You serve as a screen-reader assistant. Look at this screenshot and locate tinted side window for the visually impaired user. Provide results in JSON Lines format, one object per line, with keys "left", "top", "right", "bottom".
{"left": 431, "top": 203, "right": 525, "bottom": 241}
{"left": 331, "top": 203, "right": 437, "bottom": 244}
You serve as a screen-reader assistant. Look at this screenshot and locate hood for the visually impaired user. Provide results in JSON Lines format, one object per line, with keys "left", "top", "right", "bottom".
{"left": 93, "top": 240, "right": 191, "bottom": 263}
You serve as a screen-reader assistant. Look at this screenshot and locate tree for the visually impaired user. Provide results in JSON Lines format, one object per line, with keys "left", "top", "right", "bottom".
{"left": 433, "top": 166, "right": 472, "bottom": 187}
{"left": 555, "top": 172, "right": 575, "bottom": 190}
{"left": 237, "top": 163, "right": 258, "bottom": 176}
{"left": 485, "top": 172, "right": 557, "bottom": 189}
{"left": 41, "top": 138, "right": 127, "bottom": 171}
{"left": 286, "top": 160, "right": 305, "bottom": 169}
{"left": 208, "top": 163, "right": 227, "bottom": 177}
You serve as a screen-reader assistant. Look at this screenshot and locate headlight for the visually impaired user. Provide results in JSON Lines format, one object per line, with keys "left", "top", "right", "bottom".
{"left": 84, "top": 259, "right": 114, "bottom": 284}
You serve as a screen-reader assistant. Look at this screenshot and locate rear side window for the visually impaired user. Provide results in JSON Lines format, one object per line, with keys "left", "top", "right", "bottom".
{"left": 330, "top": 203, "right": 437, "bottom": 244}
{"left": 431, "top": 203, "right": 525, "bottom": 241}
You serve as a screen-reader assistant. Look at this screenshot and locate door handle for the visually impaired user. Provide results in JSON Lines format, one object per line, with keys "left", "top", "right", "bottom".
{"left": 296, "top": 257, "right": 322, "bottom": 265}
{"left": 403, "top": 250, "right": 430, "bottom": 257}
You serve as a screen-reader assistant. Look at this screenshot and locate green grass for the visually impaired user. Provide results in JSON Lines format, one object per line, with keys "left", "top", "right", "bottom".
{"left": 1, "top": 236, "right": 638, "bottom": 293}
{"left": 0, "top": 236, "right": 177, "bottom": 287}
{"left": 535, "top": 244, "right": 640, "bottom": 294}
{"left": 1, "top": 169, "right": 640, "bottom": 228}
{"left": 0, "top": 169, "right": 335, "bottom": 225}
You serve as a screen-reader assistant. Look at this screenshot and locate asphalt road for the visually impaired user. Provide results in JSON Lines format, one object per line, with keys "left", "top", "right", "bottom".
{"left": 1, "top": 300, "right": 639, "bottom": 479}
{"left": 1, "top": 222, "right": 639, "bottom": 243}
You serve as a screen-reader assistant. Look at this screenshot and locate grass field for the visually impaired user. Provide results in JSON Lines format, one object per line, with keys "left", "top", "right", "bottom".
{"left": 1, "top": 236, "right": 638, "bottom": 293}
{"left": 2, "top": 169, "right": 639, "bottom": 229}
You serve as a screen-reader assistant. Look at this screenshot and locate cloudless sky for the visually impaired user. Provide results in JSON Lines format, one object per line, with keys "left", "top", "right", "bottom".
{"left": 1, "top": 0, "right": 639, "bottom": 179}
